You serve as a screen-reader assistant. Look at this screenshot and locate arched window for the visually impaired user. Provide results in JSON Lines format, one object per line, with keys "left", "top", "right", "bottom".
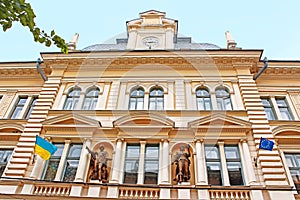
{"left": 129, "top": 87, "right": 144, "bottom": 110}
{"left": 82, "top": 88, "right": 99, "bottom": 110}
{"left": 149, "top": 87, "right": 164, "bottom": 110}
{"left": 196, "top": 88, "right": 211, "bottom": 110}
{"left": 216, "top": 87, "right": 232, "bottom": 110}
{"left": 63, "top": 88, "right": 81, "bottom": 110}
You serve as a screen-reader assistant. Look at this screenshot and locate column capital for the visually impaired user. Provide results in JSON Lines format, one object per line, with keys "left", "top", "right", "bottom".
{"left": 161, "top": 139, "right": 169, "bottom": 143}
{"left": 217, "top": 141, "right": 224, "bottom": 145}
{"left": 116, "top": 138, "right": 124, "bottom": 143}
{"left": 65, "top": 139, "right": 72, "bottom": 144}
{"left": 195, "top": 138, "right": 204, "bottom": 143}
{"left": 240, "top": 139, "right": 248, "bottom": 143}
{"left": 140, "top": 140, "right": 147, "bottom": 145}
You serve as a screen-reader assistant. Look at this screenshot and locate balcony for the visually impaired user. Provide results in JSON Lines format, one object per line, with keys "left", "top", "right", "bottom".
{"left": 209, "top": 189, "right": 250, "bottom": 200}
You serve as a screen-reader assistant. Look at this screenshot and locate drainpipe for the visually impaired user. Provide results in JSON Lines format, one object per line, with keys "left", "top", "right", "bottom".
{"left": 36, "top": 58, "right": 47, "bottom": 81}
{"left": 253, "top": 57, "right": 268, "bottom": 80}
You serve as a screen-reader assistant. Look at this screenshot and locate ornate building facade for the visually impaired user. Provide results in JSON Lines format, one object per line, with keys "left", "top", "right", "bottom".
{"left": 0, "top": 10, "right": 300, "bottom": 200}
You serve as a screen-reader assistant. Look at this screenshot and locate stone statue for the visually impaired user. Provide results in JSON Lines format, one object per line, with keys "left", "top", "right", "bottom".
{"left": 86, "top": 145, "right": 111, "bottom": 182}
{"left": 67, "top": 33, "right": 79, "bottom": 50}
{"left": 225, "top": 31, "right": 237, "bottom": 49}
{"left": 172, "top": 145, "right": 191, "bottom": 183}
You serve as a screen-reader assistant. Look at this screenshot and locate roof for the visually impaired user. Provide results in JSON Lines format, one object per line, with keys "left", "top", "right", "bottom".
{"left": 82, "top": 37, "right": 220, "bottom": 51}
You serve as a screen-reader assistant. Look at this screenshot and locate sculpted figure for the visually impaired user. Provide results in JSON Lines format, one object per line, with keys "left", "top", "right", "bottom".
{"left": 172, "top": 145, "right": 191, "bottom": 183}
{"left": 86, "top": 145, "right": 111, "bottom": 182}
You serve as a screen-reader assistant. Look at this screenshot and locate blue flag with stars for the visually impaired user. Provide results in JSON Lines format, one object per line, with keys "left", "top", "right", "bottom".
{"left": 259, "top": 137, "right": 274, "bottom": 151}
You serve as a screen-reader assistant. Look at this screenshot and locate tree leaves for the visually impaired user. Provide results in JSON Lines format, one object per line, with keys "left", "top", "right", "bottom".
{"left": 0, "top": 0, "right": 68, "bottom": 53}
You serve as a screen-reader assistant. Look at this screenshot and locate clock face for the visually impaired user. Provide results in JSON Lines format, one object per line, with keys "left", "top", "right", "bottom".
{"left": 142, "top": 37, "right": 159, "bottom": 49}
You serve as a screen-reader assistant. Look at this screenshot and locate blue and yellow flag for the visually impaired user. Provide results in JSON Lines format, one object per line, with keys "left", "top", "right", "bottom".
{"left": 35, "top": 135, "right": 57, "bottom": 160}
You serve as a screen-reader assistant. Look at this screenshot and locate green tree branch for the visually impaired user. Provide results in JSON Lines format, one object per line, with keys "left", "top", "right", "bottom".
{"left": 0, "top": 0, "right": 68, "bottom": 53}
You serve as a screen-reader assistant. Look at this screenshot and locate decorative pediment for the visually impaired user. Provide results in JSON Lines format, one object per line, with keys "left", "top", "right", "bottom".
{"left": 42, "top": 113, "right": 101, "bottom": 133}
{"left": 273, "top": 125, "right": 300, "bottom": 137}
{"left": 189, "top": 113, "right": 251, "bottom": 138}
{"left": 114, "top": 112, "right": 174, "bottom": 128}
{"left": 113, "top": 112, "right": 174, "bottom": 139}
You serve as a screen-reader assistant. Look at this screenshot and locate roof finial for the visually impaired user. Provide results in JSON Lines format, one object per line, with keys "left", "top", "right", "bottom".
{"left": 225, "top": 31, "right": 237, "bottom": 49}
{"left": 67, "top": 33, "right": 79, "bottom": 51}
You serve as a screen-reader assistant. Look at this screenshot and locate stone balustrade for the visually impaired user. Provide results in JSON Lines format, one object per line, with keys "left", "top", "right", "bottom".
{"left": 33, "top": 184, "right": 71, "bottom": 196}
{"left": 209, "top": 190, "right": 250, "bottom": 200}
{"left": 119, "top": 187, "right": 160, "bottom": 199}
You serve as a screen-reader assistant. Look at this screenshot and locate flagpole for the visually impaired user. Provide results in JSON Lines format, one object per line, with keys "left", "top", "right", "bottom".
{"left": 32, "top": 135, "right": 38, "bottom": 164}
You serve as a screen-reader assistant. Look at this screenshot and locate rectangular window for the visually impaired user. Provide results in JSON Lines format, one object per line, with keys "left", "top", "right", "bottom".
{"left": 285, "top": 154, "right": 300, "bottom": 193}
{"left": 62, "top": 144, "right": 82, "bottom": 182}
{"left": 0, "top": 149, "right": 13, "bottom": 176}
{"left": 43, "top": 144, "right": 64, "bottom": 181}
{"left": 224, "top": 146, "right": 244, "bottom": 185}
{"left": 261, "top": 98, "right": 276, "bottom": 120}
{"left": 276, "top": 98, "right": 293, "bottom": 120}
{"left": 25, "top": 97, "right": 37, "bottom": 119}
{"left": 205, "top": 146, "right": 222, "bottom": 185}
{"left": 124, "top": 145, "right": 140, "bottom": 184}
{"left": 144, "top": 144, "right": 159, "bottom": 184}
{"left": 205, "top": 144, "right": 244, "bottom": 186}
{"left": 10, "top": 97, "right": 27, "bottom": 119}
{"left": 42, "top": 143, "right": 82, "bottom": 182}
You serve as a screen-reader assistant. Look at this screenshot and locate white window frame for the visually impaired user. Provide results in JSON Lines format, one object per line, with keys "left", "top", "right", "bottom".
{"left": 4, "top": 95, "right": 36, "bottom": 119}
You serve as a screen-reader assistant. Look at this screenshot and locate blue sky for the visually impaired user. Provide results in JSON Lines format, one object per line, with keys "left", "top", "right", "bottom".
{"left": 0, "top": 0, "right": 299, "bottom": 61}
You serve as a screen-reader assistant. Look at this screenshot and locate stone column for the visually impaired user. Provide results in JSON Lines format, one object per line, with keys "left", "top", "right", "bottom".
{"left": 107, "top": 139, "right": 123, "bottom": 198}
{"left": 137, "top": 141, "right": 146, "bottom": 184}
{"left": 53, "top": 82, "right": 66, "bottom": 109}
{"left": 185, "top": 80, "right": 194, "bottom": 110}
{"left": 195, "top": 140, "right": 207, "bottom": 185}
{"left": 30, "top": 156, "right": 46, "bottom": 179}
{"left": 210, "top": 91, "right": 218, "bottom": 110}
{"left": 144, "top": 92, "right": 149, "bottom": 110}
{"left": 110, "top": 139, "right": 123, "bottom": 183}
{"left": 218, "top": 141, "right": 230, "bottom": 186}
{"left": 166, "top": 81, "right": 174, "bottom": 110}
{"left": 117, "top": 81, "right": 127, "bottom": 110}
{"left": 54, "top": 140, "right": 71, "bottom": 181}
{"left": 74, "top": 139, "right": 91, "bottom": 182}
{"left": 58, "top": 91, "right": 68, "bottom": 109}
{"left": 161, "top": 139, "right": 170, "bottom": 184}
{"left": 76, "top": 92, "right": 86, "bottom": 109}
{"left": 98, "top": 81, "right": 111, "bottom": 110}
{"left": 70, "top": 139, "right": 91, "bottom": 196}
{"left": 240, "top": 140, "right": 257, "bottom": 185}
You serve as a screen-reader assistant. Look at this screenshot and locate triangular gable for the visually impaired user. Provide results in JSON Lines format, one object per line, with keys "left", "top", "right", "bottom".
{"left": 42, "top": 113, "right": 101, "bottom": 127}
{"left": 188, "top": 113, "right": 251, "bottom": 128}
{"left": 114, "top": 112, "right": 174, "bottom": 128}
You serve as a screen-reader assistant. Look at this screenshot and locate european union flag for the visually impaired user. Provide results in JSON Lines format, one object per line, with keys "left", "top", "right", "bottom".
{"left": 259, "top": 137, "right": 274, "bottom": 151}
{"left": 34, "top": 135, "right": 57, "bottom": 160}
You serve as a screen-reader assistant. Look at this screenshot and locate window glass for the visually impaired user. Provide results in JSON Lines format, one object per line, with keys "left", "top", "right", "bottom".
{"left": 205, "top": 146, "right": 222, "bottom": 185}
{"left": 196, "top": 88, "right": 211, "bottom": 110}
{"left": 144, "top": 145, "right": 159, "bottom": 184}
{"left": 82, "top": 88, "right": 99, "bottom": 110}
{"left": 124, "top": 145, "right": 140, "bottom": 184}
{"left": 11, "top": 97, "right": 27, "bottom": 119}
{"left": 276, "top": 98, "right": 293, "bottom": 120}
{"left": 0, "top": 149, "right": 13, "bottom": 176}
{"left": 149, "top": 88, "right": 164, "bottom": 110}
{"left": 225, "top": 146, "right": 243, "bottom": 185}
{"left": 216, "top": 88, "right": 232, "bottom": 110}
{"left": 285, "top": 154, "right": 300, "bottom": 193}
{"left": 62, "top": 144, "right": 82, "bottom": 182}
{"left": 63, "top": 88, "right": 81, "bottom": 110}
{"left": 26, "top": 97, "right": 37, "bottom": 119}
{"left": 129, "top": 88, "right": 144, "bottom": 110}
{"left": 43, "top": 144, "right": 64, "bottom": 181}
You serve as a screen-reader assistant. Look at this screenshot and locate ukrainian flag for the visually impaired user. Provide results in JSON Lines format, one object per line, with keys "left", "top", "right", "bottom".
{"left": 35, "top": 136, "right": 57, "bottom": 160}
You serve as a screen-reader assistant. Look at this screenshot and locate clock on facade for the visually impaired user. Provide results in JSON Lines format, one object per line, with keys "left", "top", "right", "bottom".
{"left": 142, "top": 37, "right": 159, "bottom": 49}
